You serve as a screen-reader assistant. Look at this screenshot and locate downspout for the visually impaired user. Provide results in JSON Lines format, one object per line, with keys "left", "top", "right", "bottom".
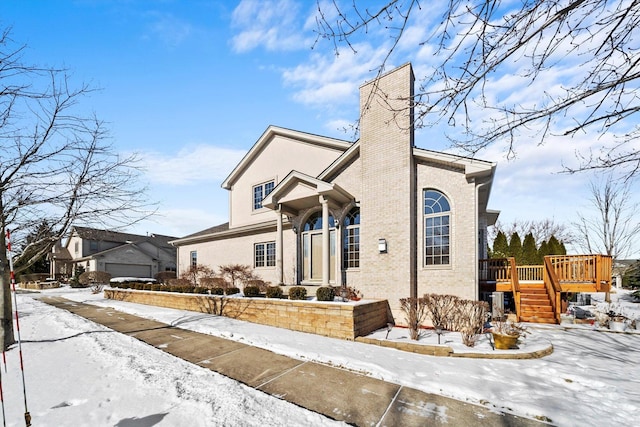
{"left": 475, "top": 179, "right": 491, "bottom": 301}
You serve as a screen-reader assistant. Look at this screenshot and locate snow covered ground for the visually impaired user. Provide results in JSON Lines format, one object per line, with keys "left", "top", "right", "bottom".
{"left": 2, "top": 287, "right": 639, "bottom": 426}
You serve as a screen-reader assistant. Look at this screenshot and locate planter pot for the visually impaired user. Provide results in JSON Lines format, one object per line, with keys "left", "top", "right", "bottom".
{"left": 610, "top": 321, "right": 626, "bottom": 332}
{"left": 492, "top": 333, "right": 519, "bottom": 350}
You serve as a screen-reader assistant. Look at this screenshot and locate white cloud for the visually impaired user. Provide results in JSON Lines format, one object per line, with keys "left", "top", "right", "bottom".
{"left": 230, "top": 0, "right": 312, "bottom": 52}
{"left": 139, "top": 144, "right": 246, "bottom": 185}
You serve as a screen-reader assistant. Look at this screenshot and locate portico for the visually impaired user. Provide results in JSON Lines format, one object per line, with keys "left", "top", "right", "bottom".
{"left": 263, "top": 171, "right": 354, "bottom": 287}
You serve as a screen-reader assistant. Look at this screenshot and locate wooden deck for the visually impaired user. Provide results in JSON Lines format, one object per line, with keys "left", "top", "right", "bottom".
{"left": 479, "top": 255, "right": 612, "bottom": 324}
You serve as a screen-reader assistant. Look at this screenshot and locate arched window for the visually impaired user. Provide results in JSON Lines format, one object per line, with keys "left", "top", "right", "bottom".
{"left": 423, "top": 190, "right": 451, "bottom": 265}
{"left": 343, "top": 208, "right": 360, "bottom": 269}
{"left": 303, "top": 211, "right": 335, "bottom": 231}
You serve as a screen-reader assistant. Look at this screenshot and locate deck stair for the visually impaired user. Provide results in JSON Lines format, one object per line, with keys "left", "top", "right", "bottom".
{"left": 479, "top": 255, "right": 612, "bottom": 325}
{"left": 518, "top": 282, "right": 556, "bottom": 324}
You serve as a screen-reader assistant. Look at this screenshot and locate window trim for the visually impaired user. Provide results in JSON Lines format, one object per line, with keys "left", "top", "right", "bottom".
{"left": 423, "top": 189, "right": 451, "bottom": 267}
{"left": 343, "top": 208, "right": 360, "bottom": 269}
{"left": 252, "top": 179, "right": 275, "bottom": 211}
{"left": 254, "top": 241, "right": 276, "bottom": 268}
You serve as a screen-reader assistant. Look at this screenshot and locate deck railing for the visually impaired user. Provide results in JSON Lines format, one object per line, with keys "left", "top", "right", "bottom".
{"left": 516, "top": 265, "right": 544, "bottom": 282}
{"left": 479, "top": 254, "right": 612, "bottom": 324}
{"left": 546, "top": 254, "right": 612, "bottom": 291}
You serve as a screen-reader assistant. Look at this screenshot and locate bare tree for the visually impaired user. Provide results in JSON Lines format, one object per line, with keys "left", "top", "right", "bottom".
{"left": 315, "top": 1, "right": 640, "bottom": 178}
{"left": 573, "top": 174, "right": 640, "bottom": 259}
{"left": 1, "top": 29, "right": 155, "bottom": 349}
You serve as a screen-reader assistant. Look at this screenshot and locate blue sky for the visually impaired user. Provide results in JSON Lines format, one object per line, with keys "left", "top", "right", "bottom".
{"left": 2, "top": 1, "right": 638, "bottom": 257}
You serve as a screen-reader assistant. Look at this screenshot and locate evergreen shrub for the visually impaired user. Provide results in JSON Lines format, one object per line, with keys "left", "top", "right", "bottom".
{"left": 266, "top": 286, "right": 283, "bottom": 299}
{"left": 288, "top": 286, "right": 307, "bottom": 300}
{"left": 243, "top": 286, "right": 261, "bottom": 297}
{"left": 316, "top": 287, "right": 335, "bottom": 301}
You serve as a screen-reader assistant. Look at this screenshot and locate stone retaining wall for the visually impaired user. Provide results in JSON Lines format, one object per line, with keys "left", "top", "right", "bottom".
{"left": 104, "top": 289, "right": 393, "bottom": 340}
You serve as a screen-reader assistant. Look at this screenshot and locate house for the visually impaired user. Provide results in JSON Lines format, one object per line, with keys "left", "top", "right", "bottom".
{"left": 50, "top": 226, "right": 177, "bottom": 280}
{"left": 170, "top": 63, "right": 498, "bottom": 322}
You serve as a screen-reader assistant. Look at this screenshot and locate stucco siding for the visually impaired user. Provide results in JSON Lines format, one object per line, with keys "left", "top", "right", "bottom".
{"left": 229, "top": 135, "right": 345, "bottom": 229}
{"left": 178, "top": 228, "right": 298, "bottom": 286}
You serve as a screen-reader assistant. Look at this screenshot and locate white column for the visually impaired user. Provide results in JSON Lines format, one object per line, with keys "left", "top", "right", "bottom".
{"left": 276, "top": 205, "right": 284, "bottom": 285}
{"left": 321, "top": 196, "right": 330, "bottom": 286}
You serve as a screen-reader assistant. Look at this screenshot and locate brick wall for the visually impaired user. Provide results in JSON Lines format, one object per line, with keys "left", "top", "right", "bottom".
{"left": 359, "top": 63, "right": 416, "bottom": 321}
{"left": 104, "top": 289, "right": 392, "bottom": 340}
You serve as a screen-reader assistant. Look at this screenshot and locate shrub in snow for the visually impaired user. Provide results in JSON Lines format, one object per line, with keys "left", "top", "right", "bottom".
{"left": 79, "top": 271, "right": 112, "bottom": 287}
{"left": 316, "top": 287, "right": 335, "bottom": 302}
{"left": 288, "top": 287, "right": 307, "bottom": 300}
{"left": 243, "top": 286, "right": 261, "bottom": 297}
{"left": 210, "top": 287, "right": 224, "bottom": 295}
{"left": 225, "top": 287, "right": 240, "bottom": 295}
{"left": 399, "top": 297, "right": 429, "bottom": 340}
{"left": 266, "top": 286, "right": 284, "bottom": 299}
{"left": 455, "top": 300, "right": 489, "bottom": 347}
{"left": 423, "top": 294, "right": 460, "bottom": 331}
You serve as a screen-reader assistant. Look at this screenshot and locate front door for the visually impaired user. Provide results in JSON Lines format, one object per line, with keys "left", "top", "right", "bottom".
{"left": 302, "top": 230, "right": 335, "bottom": 282}
{"left": 301, "top": 211, "right": 336, "bottom": 283}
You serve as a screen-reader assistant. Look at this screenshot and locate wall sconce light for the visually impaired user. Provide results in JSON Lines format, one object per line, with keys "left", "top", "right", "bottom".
{"left": 378, "top": 238, "right": 387, "bottom": 253}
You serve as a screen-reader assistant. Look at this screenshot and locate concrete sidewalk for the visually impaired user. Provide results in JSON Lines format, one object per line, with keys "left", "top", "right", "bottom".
{"left": 39, "top": 296, "right": 543, "bottom": 426}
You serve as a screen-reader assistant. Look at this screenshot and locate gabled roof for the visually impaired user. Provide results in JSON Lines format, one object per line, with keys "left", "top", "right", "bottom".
{"left": 262, "top": 170, "right": 353, "bottom": 214}
{"left": 69, "top": 226, "right": 176, "bottom": 249}
{"left": 75, "top": 242, "right": 155, "bottom": 262}
{"left": 221, "top": 126, "right": 352, "bottom": 190}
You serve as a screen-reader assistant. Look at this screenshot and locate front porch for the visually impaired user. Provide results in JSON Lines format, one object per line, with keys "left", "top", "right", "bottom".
{"left": 480, "top": 255, "right": 613, "bottom": 324}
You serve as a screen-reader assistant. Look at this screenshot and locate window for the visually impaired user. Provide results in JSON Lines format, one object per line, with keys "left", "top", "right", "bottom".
{"left": 255, "top": 242, "right": 276, "bottom": 267}
{"left": 89, "top": 240, "right": 99, "bottom": 252}
{"left": 424, "top": 190, "right": 451, "bottom": 266}
{"left": 190, "top": 251, "right": 197, "bottom": 268}
{"left": 253, "top": 180, "right": 275, "bottom": 210}
{"left": 343, "top": 208, "right": 360, "bottom": 269}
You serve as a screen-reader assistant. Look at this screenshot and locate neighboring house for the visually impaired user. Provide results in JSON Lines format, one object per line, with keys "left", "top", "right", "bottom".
{"left": 170, "top": 63, "right": 499, "bottom": 321}
{"left": 50, "top": 226, "right": 177, "bottom": 279}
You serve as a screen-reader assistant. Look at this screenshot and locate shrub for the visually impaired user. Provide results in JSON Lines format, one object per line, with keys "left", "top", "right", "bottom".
{"left": 423, "top": 294, "right": 461, "bottom": 330}
{"left": 246, "top": 279, "right": 269, "bottom": 292}
{"left": 455, "top": 300, "right": 489, "bottom": 347}
{"left": 201, "top": 277, "right": 228, "bottom": 289}
{"left": 400, "top": 297, "right": 429, "bottom": 340}
{"left": 225, "top": 287, "right": 240, "bottom": 295}
{"left": 210, "top": 287, "right": 224, "bottom": 295}
{"left": 266, "top": 286, "right": 283, "bottom": 299}
{"left": 150, "top": 284, "right": 162, "bottom": 292}
{"left": 316, "top": 287, "right": 336, "bottom": 301}
{"left": 243, "top": 286, "right": 261, "bottom": 297}
{"left": 288, "top": 286, "right": 307, "bottom": 300}
{"left": 155, "top": 271, "right": 176, "bottom": 284}
{"left": 79, "top": 271, "right": 112, "bottom": 286}
{"left": 168, "top": 278, "right": 191, "bottom": 287}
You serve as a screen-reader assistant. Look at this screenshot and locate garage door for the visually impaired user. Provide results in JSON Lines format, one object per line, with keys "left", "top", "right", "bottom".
{"left": 105, "top": 263, "right": 152, "bottom": 278}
